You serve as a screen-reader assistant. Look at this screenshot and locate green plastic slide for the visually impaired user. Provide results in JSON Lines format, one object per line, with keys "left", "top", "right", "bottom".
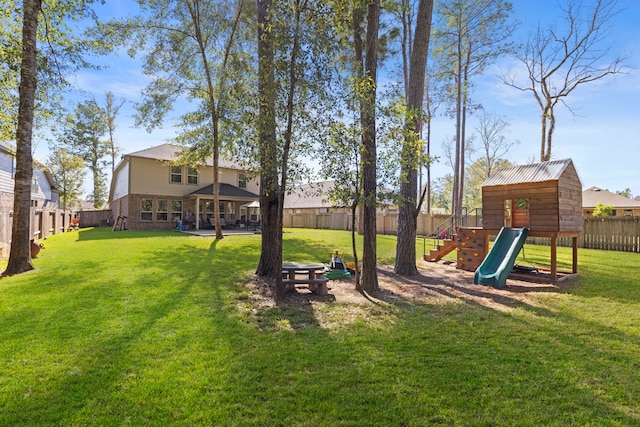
{"left": 473, "top": 227, "right": 529, "bottom": 289}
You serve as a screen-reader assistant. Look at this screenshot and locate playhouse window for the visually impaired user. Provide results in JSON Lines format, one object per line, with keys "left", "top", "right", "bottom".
{"left": 514, "top": 199, "right": 528, "bottom": 210}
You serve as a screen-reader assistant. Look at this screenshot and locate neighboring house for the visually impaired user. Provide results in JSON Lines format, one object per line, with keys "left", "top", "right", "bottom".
{"left": 31, "top": 164, "right": 66, "bottom": 238}
{"left": 109, "top": 144, "right": 260, "bottom": 230}
{"left": 283, "top": 180, "right": 397, "bottom": 215}
{"left": 283, "top": 181, "right": 338, "bottom": 215}
{"left": 582, "top": 186, "right": 640, "bottom": 217}
{"left": 1, "top": 142, "right": 70, "bottom": 257}
{"left": 283, "top": 181, "right": 355, "bottom": 230}
{"left": 0, "top": 143, "right": 16, "bottom": 253}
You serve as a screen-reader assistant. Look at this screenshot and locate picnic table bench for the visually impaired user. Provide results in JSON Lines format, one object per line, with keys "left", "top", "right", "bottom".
{"left": 282, "top": 263, "right": 329, "bottom": 295}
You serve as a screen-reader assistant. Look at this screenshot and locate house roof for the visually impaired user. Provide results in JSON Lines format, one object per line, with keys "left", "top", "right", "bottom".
{"left": 284, "top": 181, "right": 336, "bottom": 209}
{"left": 126, "top": 144, "right": 243, "bottom": 169}
{"left": 582, "top": 187, "right": 640, "bottom": 209}
{"left": 482, "top": 159, "right": 575, "bottom": 187}
{"left": 188, "top": 183, "right": 258, "bottom": 199}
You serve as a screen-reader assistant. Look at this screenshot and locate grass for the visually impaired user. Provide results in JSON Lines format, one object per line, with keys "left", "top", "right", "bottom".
{"left": 0, "top": 228, "right": 639, "bottom": 425}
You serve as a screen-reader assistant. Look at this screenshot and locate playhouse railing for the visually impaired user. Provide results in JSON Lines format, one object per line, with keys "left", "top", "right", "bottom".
{"left": 427, "top": 207, "right": 483, "bottom": 249}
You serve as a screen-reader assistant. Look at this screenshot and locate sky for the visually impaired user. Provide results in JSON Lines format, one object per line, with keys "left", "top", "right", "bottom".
{"left": 33, "top": 0, "right": 640, "bottom": 200}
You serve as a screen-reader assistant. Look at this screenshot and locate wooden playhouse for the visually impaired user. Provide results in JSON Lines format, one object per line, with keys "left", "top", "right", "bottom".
{"left": 456, "top": 159, "right": 583, "bottom": 284}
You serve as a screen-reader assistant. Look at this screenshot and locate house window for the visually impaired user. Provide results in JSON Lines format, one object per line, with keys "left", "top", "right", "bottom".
{"left": 623, "top": 209, "right": 633, "bottom": 217}
{"left": 219, "top": 202, "right": 225, "bottom": 219}
{"left": 172, "top": 200, "right": 183, "bottom": 222}
{"left": 141, "top": 198, "right": 153, "bottom": 221}
{"left": 187, "top": 167, "right": 198, "bottom": 184}
{"left": 157, "top": 199, "right": 168, "bottom": 221}
{"left": 170, "top": 166, "right": 182, "bottom": 183}
{"left": 238, "top": 173, "right": 247, "bottom": 188}
{"left": 31, "top": 176, "right": 39, "bottom": 193}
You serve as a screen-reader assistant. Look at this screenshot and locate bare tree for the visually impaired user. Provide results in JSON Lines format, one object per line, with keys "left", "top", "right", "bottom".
{"left": 503, "top": 0, "right": 625, "bottom": 162}
{"left": 432, "top": 0, "right": 517, "bottom": 215}
{"left": 98, "top": 92, "right": 125, "bottom": 174}
{"left": 433, "top": 0, "right": 518, "bottom": 215}
{"left": 475, "top": 110, "right": 519, "bottom": 178}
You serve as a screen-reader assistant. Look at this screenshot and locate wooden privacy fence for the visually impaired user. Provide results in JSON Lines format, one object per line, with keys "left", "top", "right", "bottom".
{"left": 285, "top": 212, "right": 640, "bottom": 253}
{"left": 284, "top": 212, "right": 473, "bottom": 236}
{"left": 527, "top": 217, "right": 640, "bottom": 253}
{"left": 78, "top": 209, "right": 113, "bottom": 228}
{"left": 581, "top": 217, "right": 640, "bottom": 252}
{"left": 1, "top": 207, "right": 74, "bottom": 258}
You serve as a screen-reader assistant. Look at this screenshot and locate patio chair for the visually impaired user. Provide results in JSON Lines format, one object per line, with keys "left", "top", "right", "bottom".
{"left": 208, "top": 217, "right": 227, "bottom": 229}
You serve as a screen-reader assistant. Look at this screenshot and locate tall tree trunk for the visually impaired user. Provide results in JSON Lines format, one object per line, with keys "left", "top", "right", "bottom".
{"left": 256, "top": 0, "right": 284, "bottom": 300}
{"left": 213, "top": 129, "right": 223, "bottom": 240}
{"left": 423, "top": 78, "right": 434, "bottom": 215}
{"left": 458, "top": 87, "right": 467, "bottom": 211}
{"left": 350, "top": 200, "right": 361, "bottom": 288}
{"left": 395, "top": 0, "right": 434, "bottom": 276}
{"left": 279, "top": 0, "right": 303, "bottom": 242}
{"left": 546, "top": 111, "right": 555, "bottom": 162}
{"left": 543, "top": 107, "right": 555, "bottom": 162}
{"left": 92, "top": 161, "right": 101, "bottom": 208}
{"left": 358, "top": 0, "right": 380, "bottom": 293}
{"left": 2, "top": 0, "right": 42, "bottom": 277}
{"left": 188, "top": 0, "right": 245, "bottom": 240}
{"left": 204, "top": 57, "right": 223, "bottom": 240}
{"left": 451, "top": 80, "right": 461, "bottom": 215}
{"left": 541, "top": 104, "right": 550, "bottom": 162}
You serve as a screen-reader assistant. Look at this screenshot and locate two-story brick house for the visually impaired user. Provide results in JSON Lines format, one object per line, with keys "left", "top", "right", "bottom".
{"left": 108, "top": 144, "right": 260, "bottom": 230}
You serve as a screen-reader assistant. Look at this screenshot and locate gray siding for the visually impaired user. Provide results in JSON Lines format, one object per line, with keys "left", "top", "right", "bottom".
{"left": 0, "top": 151, "right": 14, "bottom": 194}
{"left": 32, "top": 169, "right": 49, "bottom": 204}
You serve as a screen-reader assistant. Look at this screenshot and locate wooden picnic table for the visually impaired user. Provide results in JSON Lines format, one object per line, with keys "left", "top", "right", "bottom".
{"left": 282, "top": 263, "right": 329, "bottom": 295}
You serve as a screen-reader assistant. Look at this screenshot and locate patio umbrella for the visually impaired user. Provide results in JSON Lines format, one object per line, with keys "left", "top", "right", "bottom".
{"left": 242, "top": 200, "right": 260, "bottom": 208}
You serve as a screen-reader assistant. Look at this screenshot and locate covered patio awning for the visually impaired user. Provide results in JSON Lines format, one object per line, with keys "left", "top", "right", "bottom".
{"left": 189, "top": 183, "right": 258, "bottom": 200}
{"left": 188, "top": 183, "right": 259, "bottom": 230}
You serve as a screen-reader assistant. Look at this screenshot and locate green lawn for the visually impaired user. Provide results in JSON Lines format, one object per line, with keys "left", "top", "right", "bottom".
{"left": 1, "top": 228, "right": 639, "bottom": 426}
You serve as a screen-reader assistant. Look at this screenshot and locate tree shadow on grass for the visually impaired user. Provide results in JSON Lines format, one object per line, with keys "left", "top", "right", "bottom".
{"left": 374, "top": 265, "right": 560, "bottom": 317}
{"left": 0, "top": 236, "right": 263, "bottom": 425}
{"left": 5, "top": 229, "right": 639, "bottom": 425}
{"left": 76, "top": 228, "right": 183, "bottom": 241}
